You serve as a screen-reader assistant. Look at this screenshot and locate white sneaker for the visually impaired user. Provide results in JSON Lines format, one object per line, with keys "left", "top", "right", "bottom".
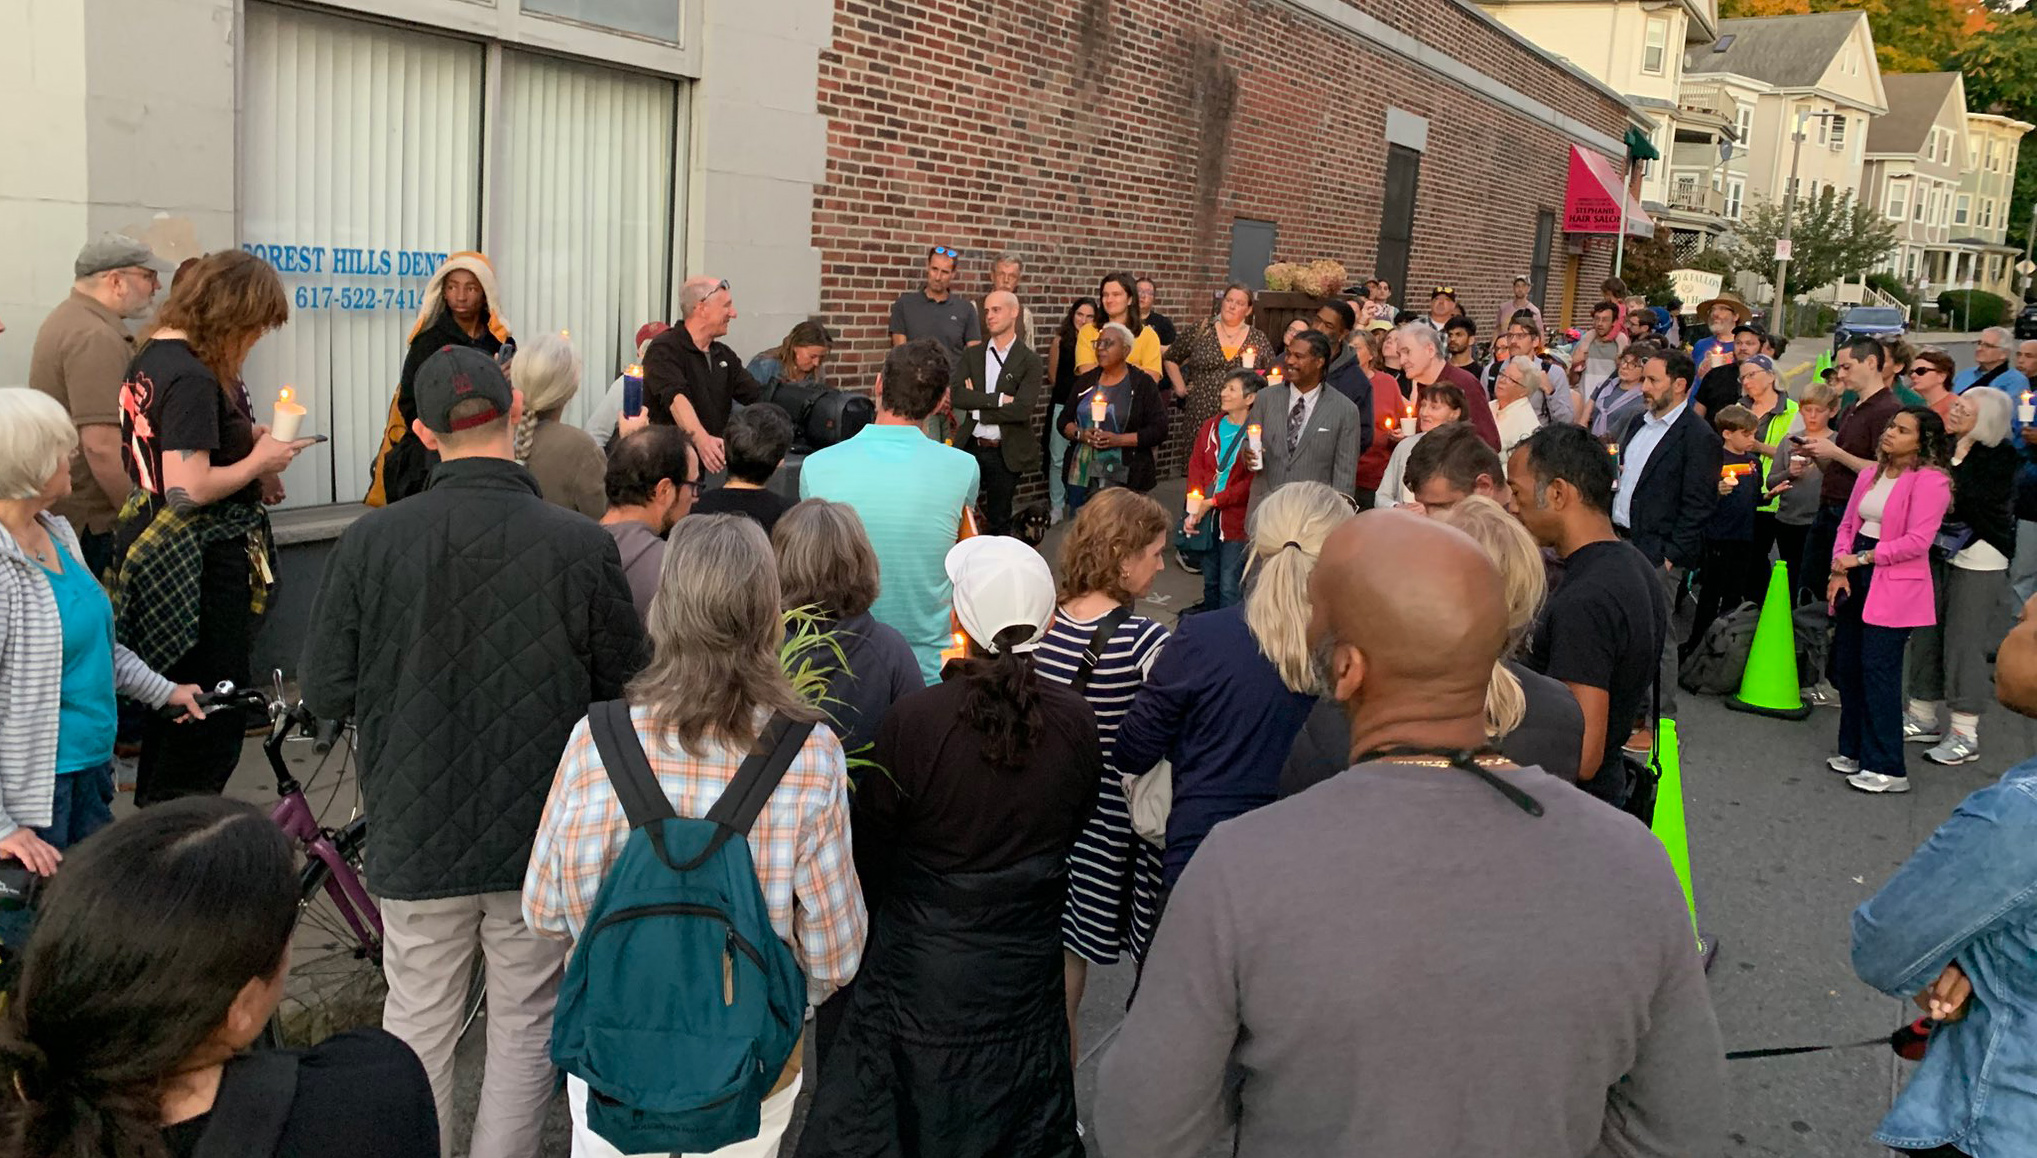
{"left": 1847, "top": 771, "right": 1912, "bottom": 794}
{"left": 1902, "top": 714, "right": 1942, "bottom": 743}
{"left": 1924, "top": 734, "right": 1982, "bottom": 766}
{"left": 1805, "top": 681, "right": 1841, "bottom": 708}
{"left": 1826, "top": 754, "right": 1861, "bottom": 775}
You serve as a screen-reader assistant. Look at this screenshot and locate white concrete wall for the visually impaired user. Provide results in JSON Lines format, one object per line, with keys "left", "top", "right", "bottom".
{"left": 0, "top": 0, "right": 235, "bottom": 387}
{"left": 688, "top": 0, "right": 832, "bottom": 361}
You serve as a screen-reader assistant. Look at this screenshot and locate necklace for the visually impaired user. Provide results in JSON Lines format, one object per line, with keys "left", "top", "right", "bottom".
{"left": 6, "top": 523, "right": 53, "bottom": 566}
{"left": 1373, "top": 753, "right": 1514, "bottom": 769}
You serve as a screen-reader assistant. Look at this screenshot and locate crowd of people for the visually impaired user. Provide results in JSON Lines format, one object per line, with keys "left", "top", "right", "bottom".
{"left": 3, "top": 230, "right": 2037, "bottom": 1158}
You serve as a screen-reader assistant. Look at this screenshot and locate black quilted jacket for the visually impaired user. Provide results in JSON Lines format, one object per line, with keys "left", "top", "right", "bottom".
{"left": 301, "top": 458, "right": 647, "bottom": 900}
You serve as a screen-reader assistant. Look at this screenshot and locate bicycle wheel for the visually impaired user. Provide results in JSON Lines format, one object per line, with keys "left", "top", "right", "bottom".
{"left": 267, "top": 818, "right": 487, "bottom": 1048}
{"left": 270, "top": 818, "right": 386, "bottom": 1048}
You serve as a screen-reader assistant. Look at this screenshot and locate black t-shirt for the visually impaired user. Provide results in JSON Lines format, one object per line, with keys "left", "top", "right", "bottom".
{"left": 692, "top": 485, "right": 793, "bottom": 535}
{"left": 160, "top": 1029, "right": 439, "bottom": 1157}
{"left": 120, "top": 339, "right": 261, "bottom": 504}
{"left": 1144, "top": 311, "right": 1179, "bottom": 347}
{"left": 1694, "top": 362, "right": 1741, "bottom": 419}
{"left": 1525, "top": 539, "right": 1667, "bottom": 803}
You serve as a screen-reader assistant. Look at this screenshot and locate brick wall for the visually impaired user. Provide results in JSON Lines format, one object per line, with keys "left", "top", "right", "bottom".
{"left": 811, "top": 0, "right": 1627, "bottom": 485}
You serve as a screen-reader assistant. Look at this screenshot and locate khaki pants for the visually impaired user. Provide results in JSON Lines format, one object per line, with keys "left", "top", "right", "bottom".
{"left": 382, "top": 891, "right": 567, "bottom": 1158}
{"left": 567, "top": 1072, "right": 802, "bottom": 1158}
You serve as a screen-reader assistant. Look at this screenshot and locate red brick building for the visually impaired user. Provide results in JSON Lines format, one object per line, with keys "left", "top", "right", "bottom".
{"left": 812, "top": 0, "right": 1646, "bottom": 477}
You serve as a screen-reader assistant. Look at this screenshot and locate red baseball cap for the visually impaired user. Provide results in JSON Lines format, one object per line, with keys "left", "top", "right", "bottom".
{"left": 636, "top": 322, "right": 671, "bottom": 347}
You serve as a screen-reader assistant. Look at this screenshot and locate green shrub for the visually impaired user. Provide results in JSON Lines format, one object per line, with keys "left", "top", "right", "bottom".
{"left": 1935, "top": 290, "right": 2012, "bottom": 331}
{"left": 1789, "top": 303, "right": 1838, "bottom": 339}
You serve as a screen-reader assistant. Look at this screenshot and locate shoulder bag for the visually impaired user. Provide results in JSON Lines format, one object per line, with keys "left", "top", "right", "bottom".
{"left": 1070, "top": 606, "right": 1170, "bottom": 848}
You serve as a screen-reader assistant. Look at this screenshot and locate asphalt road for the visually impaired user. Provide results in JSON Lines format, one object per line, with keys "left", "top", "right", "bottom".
{"left": 193, "top": 328, "right": 2011, "bottom": 1157}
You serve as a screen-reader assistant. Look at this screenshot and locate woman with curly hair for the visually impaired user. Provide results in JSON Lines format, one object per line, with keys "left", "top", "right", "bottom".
{"left": 1828, "top": 406, "right": 1953, "bottom": 795}
{"left": 112, "top": 249, "right": 311, "bottom": 806}
{"left": 800, "top": 536, "right": 1097, "bottom": 1157}
{"left": 509, "top": 332, "right": 606, "bottom": 518}
{"left": 1032, "top": 489, "right": 1171, "bottom": 1056}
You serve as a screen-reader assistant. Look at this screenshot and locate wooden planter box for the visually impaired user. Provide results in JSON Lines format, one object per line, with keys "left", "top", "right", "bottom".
{"left": 1254, "top": 290, "right": 1356, "bottom": 345}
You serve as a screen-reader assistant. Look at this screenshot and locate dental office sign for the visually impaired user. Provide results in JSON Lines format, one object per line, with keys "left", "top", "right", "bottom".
{"left": 241, "top": 242, "right": 452, "bottom": 312}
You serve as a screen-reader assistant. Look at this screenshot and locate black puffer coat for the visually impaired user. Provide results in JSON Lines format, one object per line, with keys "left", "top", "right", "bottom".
{"left": 795, "top": 853, "right": 1082, "bottom": 1158}
{"left": 300, "top": 458, "right": 645, "bottom": 900}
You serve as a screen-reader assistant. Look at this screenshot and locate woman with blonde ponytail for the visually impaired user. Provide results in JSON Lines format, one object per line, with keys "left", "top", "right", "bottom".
{"left": 509, "top": 332, "right": 606, "bottom": 518}
{"left": 1114, "top": 481, "right": 1351, "bottom": 899}
{"left": 1280, "top": 494, "right": 1587, "bottom": 799}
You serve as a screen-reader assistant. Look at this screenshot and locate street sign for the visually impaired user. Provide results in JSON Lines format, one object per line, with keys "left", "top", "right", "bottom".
{"left": 1774, "top": 238, "right": 1793, "bottom": 262}
{"left": 2018, "top": 259, "right": 2036, "bottom": 277}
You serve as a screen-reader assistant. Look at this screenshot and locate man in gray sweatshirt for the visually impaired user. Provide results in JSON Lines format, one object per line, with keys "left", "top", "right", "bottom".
{"left": 1096, "top": 509, "right": 1724, "bottom": 1158}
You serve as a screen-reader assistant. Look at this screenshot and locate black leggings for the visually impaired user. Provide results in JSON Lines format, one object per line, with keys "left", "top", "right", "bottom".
{"left": 135, "top": 540, "right": 254, "bottom": 807}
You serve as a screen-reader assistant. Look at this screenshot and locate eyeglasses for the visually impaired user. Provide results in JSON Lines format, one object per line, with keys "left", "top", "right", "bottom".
{"left": 678, "top": 478, "right": 702, "bottom": 495}
{"left": 930, "top": 246, "right": 961, "bottom": 259}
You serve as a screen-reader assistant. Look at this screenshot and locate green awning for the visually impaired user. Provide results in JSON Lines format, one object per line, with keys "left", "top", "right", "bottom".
{"left": 1626, "top": 125, "right": 1661, "bottom": 162}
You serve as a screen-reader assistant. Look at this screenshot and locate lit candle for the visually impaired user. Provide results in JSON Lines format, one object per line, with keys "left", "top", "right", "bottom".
{"left": 1721, "top": 463, "right": 1753, "bottom": 480}
{"left": 1241, "top": 346, "right": 1256, "bottom": 370}
{"left": 1606, "top": 441, "right": 1620, "bottom": 459}
{"left": 271, "top": 386, "right": 306, "bottom": 442}
{"left": 622, "top": 362, "right": 644, "bottom": 418}
{"left": 1267, "top": 366, "right": 1284, "bottom": 388}
{"left": 1186, "top": 488, "right": 1206, "bottom": 516}
{"left": 1090, "top": 391, "right": 1108, "bottom": 427}
{"left": 2021, "top": 391, "right": 2034, "bottom": 425}
{"left": 1246, "top": 423, "right": 1263, "bottom": 457}
{"left": 939, "top": 630, "right": 968, "bottom": 666}
{"left": 1399, "top": 402, "right": 1418, "bottom": 438}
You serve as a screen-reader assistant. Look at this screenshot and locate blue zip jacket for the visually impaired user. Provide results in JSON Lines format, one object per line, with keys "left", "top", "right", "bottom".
{"left": 1852, "top": 756, "right": 2037, "bottom": 1156}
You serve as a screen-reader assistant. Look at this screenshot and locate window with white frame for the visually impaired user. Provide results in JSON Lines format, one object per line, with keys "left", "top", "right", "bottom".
{"left": 1957, "top": 193, "right": 1971, "bottom": 225}
{"left": 1735, "top": 103, "right": 1752, "bottom": 142}
{"left": 1915, "top": 185, "right": 1928, "bottom": 222}
{"left": 1926, "top": 131, "right": 1938, "bottom": 162}
{"left": 1982, "top": 198, "right": 1996, "bottom": 228}
{"left": 1816, "top": 114, "right": 1829, "bottom": 145}
{"left": 1829, "top": 115, "right": 1847, "bottom": 148}
{"left": 1887, "top": 180, "right": 1908, "bottom": 221}
{"left": 240, "top": 1, "right": 684, "bottom": 507}
{"left": 1970, "top": 139, "right": 1981, "bottom": 168}
{"left": 1726, "top": 178, "right": 1744, "bottom": 219}
{"left": 1643, "top": 17, "right": 1668, "bottom": 74}
{"left": 1906, "top": 249, "right": 1920, "bottom": 280}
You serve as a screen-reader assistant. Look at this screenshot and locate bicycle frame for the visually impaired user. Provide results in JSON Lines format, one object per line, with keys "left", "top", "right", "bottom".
{"left": 258, "top": 702, "right": 381, "bottom": 946}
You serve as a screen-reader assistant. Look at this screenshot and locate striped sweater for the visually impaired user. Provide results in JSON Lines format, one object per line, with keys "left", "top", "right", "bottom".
{"left": 0, "top": 513, "right": 174, "bottom": 837}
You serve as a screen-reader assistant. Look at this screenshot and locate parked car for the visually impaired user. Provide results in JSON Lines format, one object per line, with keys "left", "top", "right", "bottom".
{"left": 1832, "top": 306, "right": 1907, "bottom": 351}
{"left": 2015, "top": 299, "right": 2037, "bottom": 341}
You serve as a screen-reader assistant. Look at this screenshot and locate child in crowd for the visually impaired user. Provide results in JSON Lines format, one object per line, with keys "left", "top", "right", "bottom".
{"left": 691, "top": 403, "right": 796, "bottom": 534}
{"left": 1683, "top": 405, "right": 1763, "bottom": 661}
{"left": 1772, "top": 380, "right": 1837, "bottom": 603}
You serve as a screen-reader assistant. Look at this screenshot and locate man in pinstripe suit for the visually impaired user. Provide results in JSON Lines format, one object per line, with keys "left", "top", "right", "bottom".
{"left": 1244, "top": 330, "right": 1361, "bottom": 519}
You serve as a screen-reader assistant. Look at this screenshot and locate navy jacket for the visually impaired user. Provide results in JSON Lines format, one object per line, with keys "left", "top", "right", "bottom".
{"left": 1112, "top": 605, "right": 1316, "bottom": 887}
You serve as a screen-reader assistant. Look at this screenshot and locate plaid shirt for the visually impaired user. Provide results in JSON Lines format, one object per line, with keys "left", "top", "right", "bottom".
{"left": 522, "top": 705, "right": 866, "bottom": 1004}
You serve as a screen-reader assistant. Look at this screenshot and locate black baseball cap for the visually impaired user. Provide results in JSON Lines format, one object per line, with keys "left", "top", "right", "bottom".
{"left": 415, "top": 346, "right": 513, "bottom": 433}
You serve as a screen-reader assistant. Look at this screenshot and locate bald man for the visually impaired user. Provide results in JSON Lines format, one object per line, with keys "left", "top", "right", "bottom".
{"left": 642, "top": 275, "right": 764, "bottom": 477}
{"left": 948, "top": 290, "right": 1043, "bottom": 533}
{"left": 1098, "top": 510, "right": 1723, "bottom": 1158}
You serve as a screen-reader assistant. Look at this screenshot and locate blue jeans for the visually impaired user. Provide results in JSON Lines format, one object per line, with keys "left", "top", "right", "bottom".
{"left": 1065, "top": 482, "right": 1094, "bottom": 514}
{"left": 1045, "top": 424, "right": 1073, "bottom": 514}
{"left": 1201, "top": 538, "right": 1248, "bottom": 609}
{"left": 45, "top": 761, "right": 117, "bottom": 851}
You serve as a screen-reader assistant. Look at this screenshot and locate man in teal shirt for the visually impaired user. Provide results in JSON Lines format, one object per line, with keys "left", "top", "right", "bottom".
{"left": 802, "top": 339, "right": 981, "bottom": 681}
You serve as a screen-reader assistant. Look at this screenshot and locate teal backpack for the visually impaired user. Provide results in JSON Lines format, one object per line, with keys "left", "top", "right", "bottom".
{"left": 551, "top": 701, "right": 812, "bottom": 1154}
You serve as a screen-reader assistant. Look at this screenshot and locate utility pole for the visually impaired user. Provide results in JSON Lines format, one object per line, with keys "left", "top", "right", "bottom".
{"left": 2025, "top": 201, "right": 2035, "bottom": 299}
{"left": 1772, "top": 109, "right": 1835, "bottom": 339}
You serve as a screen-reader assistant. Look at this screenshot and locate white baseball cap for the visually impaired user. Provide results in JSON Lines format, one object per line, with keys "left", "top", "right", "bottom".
{"left": 945, "top": 536, "right": 1056, "bottom": 655}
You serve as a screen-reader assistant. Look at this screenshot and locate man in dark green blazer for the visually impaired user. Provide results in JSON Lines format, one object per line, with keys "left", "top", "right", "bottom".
{"left": 951, "top": 290, "right": 1044, "bottom": 534}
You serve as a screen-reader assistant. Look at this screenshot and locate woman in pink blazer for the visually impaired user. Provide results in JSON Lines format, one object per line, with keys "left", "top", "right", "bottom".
{"left": 1827, "top": 407, "right": 1953, "bottom": 795}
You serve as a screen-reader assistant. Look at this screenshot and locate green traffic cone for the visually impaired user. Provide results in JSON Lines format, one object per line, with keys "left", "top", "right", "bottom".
{"left": 1651, "top": 718, "right": 1699, "bottom": 943}
{"left": 1725, "top": 560, "right": 1811, "bottom": 720}
{"left": 1812, "top": 348, "right": 1834, "bottom": 387}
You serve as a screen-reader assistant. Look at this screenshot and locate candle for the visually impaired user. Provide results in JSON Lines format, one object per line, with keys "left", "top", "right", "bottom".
{"left": 1241, "top": 346, "right": 1256, "bottom": 370}
{"left": 622, "top": 362, "right": 644, "bottom": 418}
{"left": 1606, "top": 442, "right": 1620, "bottom": 459}
{"left": 271, "top": 387, "right": 306, "bottom": 442}
{"left": 939, "top": 630, "right": 968, "bottom": 666}
{"left": 2022, "top": 392, "right": 2034, "bottom": 425}
{"left": 1186, "top": 488, "right": 1206, "bottom": 516}
{"left": 1721, "top": 463, "right": 1753, "bottom": 480}
{"left": 1267, "top": 366, "right": 1284, "bottom": 387}
{"left": 1090, "top": 391, "right": 1108, "bottom": 426}
{"left": 1246, "top": 422, "right": 1263, "bottom": 457}
{"left": 1399, "top": 403, "right": 1418, "bottom": 438}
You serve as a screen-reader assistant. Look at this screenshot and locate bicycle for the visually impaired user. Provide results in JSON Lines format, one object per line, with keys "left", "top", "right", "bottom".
{"left": 185, "top": 673, "right": 482, "bottom": 1048}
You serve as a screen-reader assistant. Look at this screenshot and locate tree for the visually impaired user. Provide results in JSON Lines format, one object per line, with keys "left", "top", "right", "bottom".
{"left": 1955, "top": 11, "right": 2037, "bottom": 253}
{"left": 1719, "top": 0, "right": 1988, "bottom": 74}
{"left": 1618, "top": 234, "right": 1681, "bottom": 300}
{"left": 1721, "top": 188, "right": 1898, "bottom": 296}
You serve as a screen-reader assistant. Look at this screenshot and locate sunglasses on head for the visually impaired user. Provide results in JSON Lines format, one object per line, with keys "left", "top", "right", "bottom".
{"left": 930, "top": 246, "right": 960, "bottom": 259}
{"left": 1432, "top": 287, "right": 1455, "bottom": 297}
